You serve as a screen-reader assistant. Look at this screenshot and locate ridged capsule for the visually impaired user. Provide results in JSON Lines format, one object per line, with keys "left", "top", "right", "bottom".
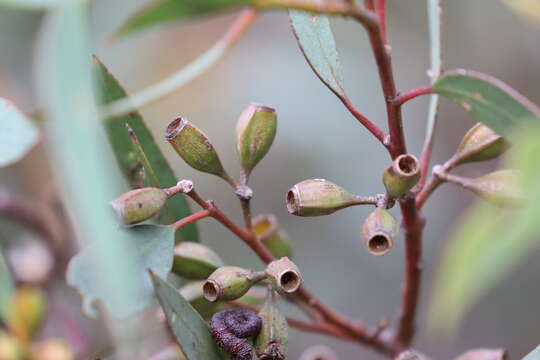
{"left": 172, "top": 242, "right": 224, "bottom": 280}
{"left": 253, "top": 215, "right": 292, "bottom": 259}
{"left": 453, "top": 123, "right": 509, "bottom": 166}
{"left": 110, "top": 187, "right": 169, "bottom": 225}
{"left": 6, "top": 287, "right": 46, "bottom": 341}
{"left": 203, "top": 266, "right": 267, "bottom": 302}
{"left": 236, "top": 103, "right": 277, "bottom": 177}
{"left": 265, "top": 257, "right": 302, "bottom": 294}
{"left": 286, "top": 179, "right": 367, "bottom": 216}
{"left": 166, "top": 118, "right": 231, "bottom": 181}
{"left": 361, "top": 208, "right": 398, "bottom": 256}
{"left": 255, "top": 288, "right": 288, "bottom": 360}
{"left": 382, "top": 154, "right": 421, "bottom": 198}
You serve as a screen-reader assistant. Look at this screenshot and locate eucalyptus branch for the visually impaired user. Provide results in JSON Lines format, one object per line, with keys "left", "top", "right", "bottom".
{"left": 392, "top": 86, "right": 433, "bottom": 106}
{"left": 102, "top": 8, "right": 258, "bottom": 118}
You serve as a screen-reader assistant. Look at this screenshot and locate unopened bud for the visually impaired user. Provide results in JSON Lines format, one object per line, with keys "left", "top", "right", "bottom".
{"left": 203, "top": 266, "right": 267, "bottom": 302}
{"left": 110, "top": 187, "right": 168, "bottom": 225}
{"left": 253, "top": 215, "right": 292, "bottom": 258}
{"left": 166, "top": 118, "right": 230, "bottom": 180}
{"left": 172, "top": 242, "right": 224, "bottom": 280}
{"left": 299, "top": 345, "right": 339, "bottom": 360}
{"left": 255, "top": 288, "right": 288, "bottom": 360}
{"left": 361, "top": 208, "right": 398, "bottom": 256}
{"left": 6, "top": 287, "right": 46, "bottom": 341}
{"left": 382, "top": 154, "right": 421, "bottom": 198}
{"left": 0, "top": 332, "right": 25, "bottom": 360}
{"left": 453, "top": 123, "right": 509, "bottom": 166}
{"left": 286, "top": 179, "right": 365, "bottom": 216}
{"left": 442, "top": 169, "right": 522, "bottom": 207}
{"left": 236, "top": 103, "right": 277, "bottom": 177}
{"left": 30, "top": 339, "right": 73, "bottom": 360}
{"left": 265, "top": 257, "right": 302, "bottom": 294}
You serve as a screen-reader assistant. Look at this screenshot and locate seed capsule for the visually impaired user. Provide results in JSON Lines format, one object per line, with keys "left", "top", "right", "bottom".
{"left": 453, "top": 123, "right": 509, "bottom": 166}
{"left": 172, "top": 242, "right": 224, "bottom": 280}
{"left": 110, "top": 187, "right": 168, "bottom": 225}
{"left": 361, "top": 208, "right": 398, "bottom": 256}
{"left": 203, "top": 266, "right": 267, "bottom": 302}
{"left": 286, "top": 179, "right": 364, "bottom": 216}
{"left": 255, "top": 288, "right": 288, "bottom": 360}
{"left": 165, "top": 117, "right": 230, "bottom": 181}
{"left": 265, "top": 257, "right": 302, "bottom": 294}
{"left": 382, "top": 154, "right": 420, "bottom": 198}
{"left": 236, "top": 103, "right": 277, "bottom": 177}
{"left": 253, "top": 215, "right": 292, "bottom": 259}
{"left": 6, "top": 287, "right": 46, "bottom": 341}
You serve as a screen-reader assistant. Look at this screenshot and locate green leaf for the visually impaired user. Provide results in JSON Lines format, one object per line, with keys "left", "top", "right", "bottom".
{"left": 523, "top": 345, "right": 540, "bottom": 360}
{"left": 150, "top": 272, "right": 224, "bottom": 360}
{"left": 433, "top": 70, "right": 540, "bottom": 137}
{"left": 116, "top": 0, "right": 254, "bottom": 38}
{"left": 93, "top": 57, "right": 198, "bottom": 242}
{"left": 67, "top": 224, "right": 175, "bottom": 318}
{"left": 429, "top": 125, "right": 540, "bottom": 334}
{"left": 0, "top": 249, "right": 14, "bottom": 322}
{"left": 0, "top": 98, "right": 40, "bottom": 167}
{"left": 290, "top": 10, "right": 346, "bottom": 98}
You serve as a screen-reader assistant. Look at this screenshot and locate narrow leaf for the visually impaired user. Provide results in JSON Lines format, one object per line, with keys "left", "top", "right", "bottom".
{"left": 0, "top": 249, "right": 14, "bottom": 321}
{"left": 290, "top": 10, "right": 346, "bottom": 98}
{"left": 522, "top": 345, "right": 540, "bottom": 360}
{"left": 67, "top": 224, "right": 175, "bottom": 318}
{"left": 429, "top": 125, "right": 540, "bottom": 334}
{"left": 433, "top": 70, "right": 540, "bottom": 136}
{"left": 0, "top": 98, "right": 40, "bottom": 167}
{"left": 116, "top": 0, "right": 253, "bottom": 38}
{"left": 93, "top": 58, "right": 199, "bottom": 241}
{"left": 150, "top": 272, "right": 224, "bottom": 360}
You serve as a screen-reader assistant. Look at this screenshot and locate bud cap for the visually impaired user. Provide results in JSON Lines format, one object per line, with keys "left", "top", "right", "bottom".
{"left": 286, "top": 179, "right": 361, "bottom": 216}
{"left": 236, "top": 103, "right": 277, "bottom": 177}
{"left": 110, "top": 187, "right": 168, "bottom": 225}
{"left": 265, "top": 257, "right": 302, "bottom": 294}
{"left": 172, "top": 242, "right": 224, "bottom": 280}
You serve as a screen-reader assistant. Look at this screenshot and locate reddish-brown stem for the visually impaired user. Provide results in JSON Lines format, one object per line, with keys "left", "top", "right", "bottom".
{"left": 170, "top": 209, "right": 211, "bottom": 231}
{"left": 375, "top": 0, "right": 387, "bottom": 43}
{"left": 341, "top": 96, "right": 386, "bottom": 145}
{"left": 393, "top": 86, "right": 433, "bottom": 106}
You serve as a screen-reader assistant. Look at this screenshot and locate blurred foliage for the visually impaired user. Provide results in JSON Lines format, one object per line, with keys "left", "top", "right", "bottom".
{"left": 501, "top": 0, "right": 540, "bottom": 26}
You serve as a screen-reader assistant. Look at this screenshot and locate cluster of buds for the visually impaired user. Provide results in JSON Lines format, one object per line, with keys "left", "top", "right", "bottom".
{"left": 0, "top": 287, "right": 73, "bottom": 360}
{"left": 202, "top": 257, "right": 302, "bottom": 302}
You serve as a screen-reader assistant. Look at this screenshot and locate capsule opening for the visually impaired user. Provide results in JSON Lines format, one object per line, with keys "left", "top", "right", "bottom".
{"left": 367, "top": 234, "right": 392, "bottom": 256}
{"left": 165, "top": 117, "right": 188, "bottom": 141}
{"left": 286, "top": 189, "right": 299, "bottom": 215}
{"left": 279, "top": 270, "right": 301, "bottom": 293}
{"left": 203, "top": 280, "right": 220, "bottom": 302}
{"left": 397, "top": 154, "right": 418, "bottom": 175}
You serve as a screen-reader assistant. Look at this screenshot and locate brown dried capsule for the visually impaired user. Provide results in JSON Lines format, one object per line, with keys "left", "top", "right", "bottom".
{"left": 361, "top": 208, "right": 398, "bottom": 256}
{"left": 265, "top": 257, "right": 302, "bottom": 294}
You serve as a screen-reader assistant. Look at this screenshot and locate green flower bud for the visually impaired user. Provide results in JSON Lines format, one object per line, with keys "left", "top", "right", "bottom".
{"left": 382, "top": 154, "right": 421, "bottom": 198}
{"left": 0, "top": 332, "right": 25, "bottom": 360}
{"left": 361, "top": 208, "right": 398, "bottom": 256}
{"left": 110, "top": 187, "right": 168, "bottom": 225}
{"left": 30, "top": 339, "right": 73, "bottom": 360}
{"left": 265, "top": 257, "right": 302, "bottom": 294}
{"left": 453, "top": 123, "right": 509, "bottom": 166}
{"left": 6, "top": 287, "right": 47, "bottom": 342}
{"left": 172, "top": 242, "right": 224, "bottom": 280}
{"left": 255, "top": 289, "right": 288, "bottom": 360}
{"left": 165, "top": 118, "right": 230, "bottom": 181}
{"left": 286, "top": 179, "right": 366, "bottom": 216}
{"left": 253, "top": 215, "right": 293, "bottom": 259}
{"left": 438, "top": 169, "right": 522, "bottom": 207}
{"left": 236, "top": 103, "right": 277, "bottom": 177}
{"left": 203, "top": 266, "right": 267, "bottom": 302}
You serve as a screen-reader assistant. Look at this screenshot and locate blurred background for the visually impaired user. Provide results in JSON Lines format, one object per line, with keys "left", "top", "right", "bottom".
{"left": 1, "top": 0, "right": 540, "bottom": 359}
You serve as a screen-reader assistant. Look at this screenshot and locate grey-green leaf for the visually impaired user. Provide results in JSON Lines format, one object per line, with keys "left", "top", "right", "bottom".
{"left": 429, "top": 125, "right": 540, "bottom": 334}
{"left": 0, "top": 98, "right": 40, "bottom": 167}
{"left": 433, "top": 70, "right": 540, "bottom": 136}
{"left": 67, "top": 224, "right": 175, "bottom": 318}
{"left": 0, "top": 249, "right": 14, "bottom": 322}
{"left": 522, "top": 345, "right": 540, "bottom": 360}
{"left": 290, "top": 10, "right": 346, "bottom": 98}
{"left": 93, "top": 57, "right": 198, "bottom": 242}
{"left": 150, "top": 272, "right": 224, "bottom": 360}
{"left": 116, "top": 0, "right": 254, "bottom": 38}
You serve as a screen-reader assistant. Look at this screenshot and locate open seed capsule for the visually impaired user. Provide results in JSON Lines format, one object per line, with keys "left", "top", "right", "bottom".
{"left": 382, "top": 154, "right": 421, "bottom": 198}
{"left": 265, "top": 257, "right": 302, "bottom": 294}
{"left": 361, "top": 208, "right": 398, "bottom": 256}
{"left": 203, "top": 266, "right": 267, "bottom": 302}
